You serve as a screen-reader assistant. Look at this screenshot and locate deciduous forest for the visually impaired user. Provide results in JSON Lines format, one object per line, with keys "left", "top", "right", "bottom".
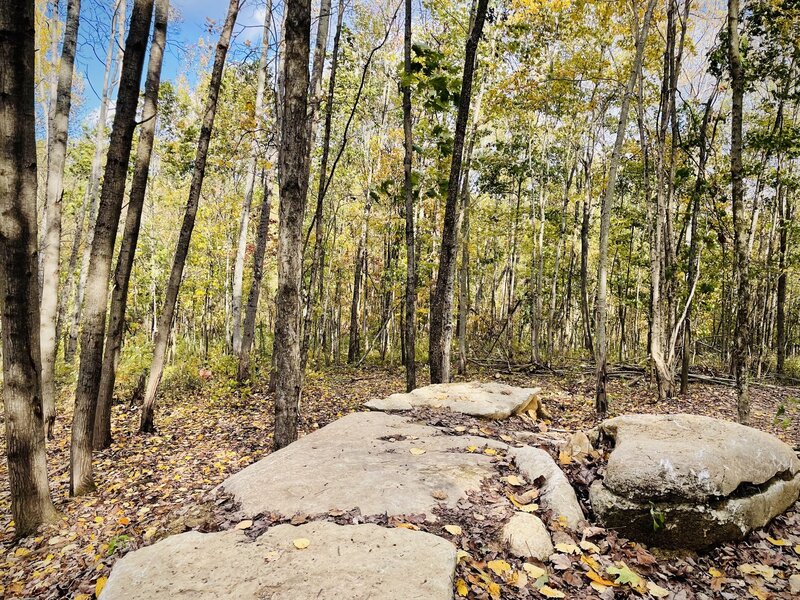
{"left": 1, "top": 0, "right": 799, "bottom": 598}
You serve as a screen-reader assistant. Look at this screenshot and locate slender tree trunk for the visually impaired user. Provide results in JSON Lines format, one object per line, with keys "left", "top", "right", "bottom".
{"left": 728, "top": 0, "right": 750, "bottom": 423}
{"left": 273, "top": 0, "right": 312, "bottom": 450}
{"left": 70, "top": 0, "right": 154, "bottom": 496}
{"left": 429, "top": 0, "right": 489, "bottom": 383}
{"left": 402, "top": 0, "right": 416, "bottom": 390}
{"left": 580, "top": 155, "right": 594, "bottom": 355}
{"left": 0, "top": 0, "right": 60, "bottom": 535}
{"left": 140, "top": 0, "right": 239, "bottom": 433}
{"left": 39, "top": 0, "right": 80, "bottom": 438}
{"left": 595, "top": 0, "right": 657, "bottom": 414}
{"left": 776, "top": 188, "right": 788, "bottom": 374}
{"left": 238, "top": 171, "right": 273, "bottom": 381}
{"left": 63, "top": 0, "right": 122, "bottom": 363}
{"left": 232, "top": 2, "right": 273, "bottom": 356}
{"left": 93, "top": 0, "right": 169, "bottom": 450}
{"left": 348, "top": 194, "right": 372, "bottom": 363}
{"left": 301, "top": 0, "right": 344, "bottom": 367}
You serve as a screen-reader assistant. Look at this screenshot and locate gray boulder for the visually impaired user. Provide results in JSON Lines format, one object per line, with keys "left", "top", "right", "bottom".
{"left": 364, "top": 381, "right": 540, "bottom": 419}
{"left": 590, "top": 414, "right": 800, "bottom": 549}
{"left": 100, "top": 521, "right": 457, "bottom": 600}
{"left": 501, "top": 512, "right": 554, "bottom": 560}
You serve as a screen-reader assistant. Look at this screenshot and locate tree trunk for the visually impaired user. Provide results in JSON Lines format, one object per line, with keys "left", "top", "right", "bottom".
{"left": 63, "top": 0, "right": 123, "bottom": 363}
{"left": 272, "top": 0, "right": 312, "bottom": 450}
{"left": 232, "top": 2, "right": 273, "bottom": 356}
{"left": 348, "top": 193, "right": 372, "bottom": 363}
{"left": 595, "top": 0, "right": 657, "bottom": 414}
{"left": 0, "top": 0, "right": 60, "bottom": 535}
{"left": 70, "top": 0, "right": 154, "bottom": 497}
{"left": 429, "top": 0, "right": 489, "bottom": 383}
{"left": 93, "top": 0, "right": 169, "bottom": 450}
{"left": 238, "top": 171, "right": 273, "bottom": 381}
{"left": 301, "top": 0, "right": 344, "bottom": 367}
{"left": 140, "top": 0, "right": 239, "bottom": 434}
{"left": 776, "top": 187, "right": 788, "bottom": 374}
{"left": 402, "top": 0, "right": 417, "bottom": 390}
{"left": 39, "top": 0, "right": 80, "bottom": 439}
{"left": 728, "top": 0, "right": 750, "bottom": 423}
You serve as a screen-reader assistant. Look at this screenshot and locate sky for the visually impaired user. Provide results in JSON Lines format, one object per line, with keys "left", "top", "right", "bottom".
{"left": 72, "top": 0, "right": 273, "bottom": 125}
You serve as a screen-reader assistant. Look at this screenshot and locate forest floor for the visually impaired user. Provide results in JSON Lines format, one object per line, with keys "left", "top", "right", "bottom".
{"left": 0, "top": 364, "right": 799, "bottom": 599}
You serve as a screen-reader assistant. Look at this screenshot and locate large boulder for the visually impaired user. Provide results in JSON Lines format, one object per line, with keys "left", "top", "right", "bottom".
{"left": 590, "top": 414, "right": 800, "bottom": 549}
{"left": 364, "top": 381, "right": 540, "bottom": 419}
{"left": 99, "top": 521, "right": 457, "bottom": 600}
{"left": 222, "top": 411, "right": 507, "bottom": 520}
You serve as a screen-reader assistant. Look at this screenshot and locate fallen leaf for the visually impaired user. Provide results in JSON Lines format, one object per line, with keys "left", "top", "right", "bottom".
{"left": 487, "top": 559, "right": 511, "bottom": 575}
{"left": 14, "top": 548, "right": 31, "bottom": 557}
{"left": 293, "top": 538, "right": 310, "bottom": 549}
{"left": 456, "top": 578, "right": 469, "bottom": 596}
{"left": 456, "top": 550, "right": 471, "bottom": 562}
{"left": 708, "top": 567, "right": 724, "bottom": 578}
{"left": 646, "top": 580, "right": 670, "bottom": 597}
{"left": 95, "top": 576, "right": 108, "bottom": 597}
{"left": 554, "top": 542, "right": 580, "bottom": 555}
{"left": 606, "top": 563, "right": 641, "bottom": 586}
{"left": 505, "top": 475, "right": 524, "bottom": 486}
{"left": 539, "top": 585, "right": 566, "bottom": 598}
{"left": 766, "top": 536, "right": 789, "bottom": 546}
{"left": 558, "top": 450, "right": 572, "bottom": 465}
{"left": 579, "top": 540, "right": 600, "bottom": 554}
{"left": 589, "top": 581, "right": 609, "bottom": 593}
{"left": 235, "top": 519, "right": 253, "bottom": 530}
{"left": 748, "top": 585, "right": 769, "bottom": 599}
{"left": 466, "top": 445, "right": 478, "bottom": 453}
{"left": 484, "top": 448, "right": 498, "bottom": 456}
{"left": 395, "top": 523, "right": 419, "bottom": 530}
{"left": 586, "top": 570, "right": 616, "bottom": 586}
{"left": 431, "top": 489, "right": 448, "bottom": 500}
{"left": 409, "top": 447, "right": 426, "bottom": 455}
{"left": 523, "top": 563, "right": 547, "bottom": 578}
{"left": 444, "top": 524, "right": 462, "bottom": 536}
{"left": 738, "top": 563, "right": 775, "bottom": 580}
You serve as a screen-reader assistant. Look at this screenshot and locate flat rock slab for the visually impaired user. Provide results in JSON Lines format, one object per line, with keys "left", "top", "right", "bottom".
{"left": 590, "top": 414, "right": 800, "bottom": 549}
{"left": 99, "top": 521, "right": 457, "bottom": 600}
{"left": 364, "top": 381, "right": 539, "bottom": 419}
{"left": 222, "top": 411, "right": 506, "bottom": 520}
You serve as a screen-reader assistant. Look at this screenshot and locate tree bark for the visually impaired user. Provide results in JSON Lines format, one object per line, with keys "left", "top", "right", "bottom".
{"left": 139, "top": 0, "right": 239, "bottom": 434}
{"left": 402, "top": 0, "right": 417, "bottom": 390}
{"left": 429, "top": 0, "right": 489, "bottom": 383}
{"left": 728, "top": 0, "right": 750, "bottom": 423}
{"left": 595, "top": 0, "right": 657, "bottom": 414}
{"left": 63, "top": 0, "right": 124, "bottom": 363}
{"left": 232, "top": 2, "right": 272, "bottom": 356}
{"left": 40, "top": 0, "right": 81, "bottom": 439}
{"left": 301, "top": 0, "right": 344, "bottom": 367}
{"left": 93, "top": 0, "right": 169, "bottom": 450}
{"left": 0, "top": 0, "right": 60, "bottom": 535}
{"left": 273, "top": 0, "right": 312, "bottom": 450}
{"left": 238, "top": 171, "right": 273, "bottom": 381}
{"left": 348, "top": 192, "right": 372, "bottom": 363}
{"left": 70, "top": 0, "right": 154, "bottom": 496}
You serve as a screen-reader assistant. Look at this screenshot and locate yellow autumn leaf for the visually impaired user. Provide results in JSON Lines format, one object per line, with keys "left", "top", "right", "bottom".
{"left": 487, "top": 581, "right": 501, "bottom": 599}
{"left": 466, "top": 445, "right": 478, "bottom": 453}
{"left": 235, "top": 519, "right": 253, "bottom": 530}
{"left": 293, "top": 538, "right": 310, "bottom": 549}
{"left": 505, "top": 475, "right": 524, "bottom": 486}
{"left": 738, "top": 563, "right": 775, "bottom": 580}
{"left": 523, "top": 562, "right": 546, "bottom": 578}
{"left": 117, "top": 516, "right": 130, "bottom": 526}
{"left": 580, "top": 553, "right": 601, "bottom": 572}
{"left": 444, "top": 524, "right": 462, "bottom": 536}
{"left": 484, "top": 448, "right": 498, "bottom": 456}
{"left": 586, "top": 570, "right": 616, "bottom": 586}
{"left": 590, "top": 581, "right": 609, "bottom": 593}
{"left": 14, "top": 547, "right": 31, "bottom": 557}
{"left": 646, "top": 581, "right": 670, "bottom": 597}
{"left": 95, "top": 576, "right": 108, "bottom": 597}
{"left": 708, "top": 567, "right": 724, "bottom": 578}
{"left": 554, "top": 542, "right": 580, "bottom": 555}
{"left": 558, "top": 450, "right": 572, "bottom": 465}
{"left": 75, "top": 595, "right": 91, "bottom": 600}
{"left": 507, "top": 492, "right": 539, "bottom": 513}
{"left": 794, "top": 544, "right": 800, "bottom": 555}
{"left": 766, "top": 536, "right": 789, "bottom": 546}
{"left": 456, "top": 578, "right": 469, "bottom": 597}
{"left": 456, "top": 549, "right": 471, "bottom": 562}
{"left": 539, "top": 585, "right": 566, "bottom": 598}
{"left": 487, "top": 559, "right": 512, "bottom": 575}
{"left": 395, "top": 522, "right": 419, "bottom": 530}
{"left": 748, "top": 586, "right": 769, "bottom": 600}
{"left": 409, "top": 447, "right": 426, "bottom": 455}
{"left": 579, "top": 539, "right": 600, "bottom": 554}
{"left": 523, "top": 563, "right": 547, "bottom": 578}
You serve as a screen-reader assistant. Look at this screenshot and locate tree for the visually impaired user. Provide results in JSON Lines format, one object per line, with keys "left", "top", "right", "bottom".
{"left": 70, "top": 0, "right": 155, "bottom": 496}
{"left": 93, "top": 0, "right": 170, "bottom": 449}
{"left": 40, "top": 0, "right": 81, "bottom": 438}
{"left": 140, "top": 0, "right": 240, "bottom": 433}
{"left": 402, "top": 0, "right": 416, "bottom": 390}
{"left": 594, "top": 0, "right": 657, "bottom": 414}
{"left": 0, "top": 0, "right": 60, "bottom": 534}
{"left": 273, "top": 0, "right": 312, "bottom": 450}
{"left": 429, "top": 0, "right": 490, "bottom": 384}
{"left": 728, "top": 0, "right": 750, "bottom": 423}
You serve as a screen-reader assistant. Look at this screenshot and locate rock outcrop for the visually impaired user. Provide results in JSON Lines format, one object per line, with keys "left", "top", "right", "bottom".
{"left": 590, "top": 413, "right": 800, "bottom": 549}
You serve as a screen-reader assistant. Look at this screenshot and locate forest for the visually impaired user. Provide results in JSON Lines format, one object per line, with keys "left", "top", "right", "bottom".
{"left": 1, "top": 0, "right": 799, "bottom": 598}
